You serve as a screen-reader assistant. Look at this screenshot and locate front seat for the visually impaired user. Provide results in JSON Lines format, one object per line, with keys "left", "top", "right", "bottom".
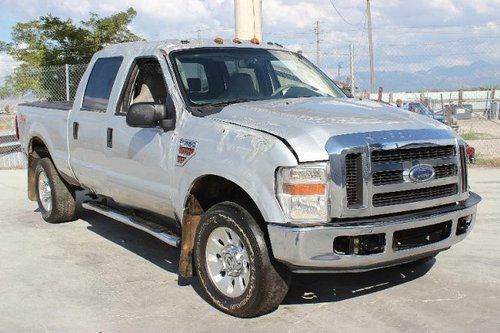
{"left": 133, "top": 74, "right": 168, "bottom": 104}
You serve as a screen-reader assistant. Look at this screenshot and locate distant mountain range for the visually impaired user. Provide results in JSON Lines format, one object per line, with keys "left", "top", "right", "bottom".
{"left": 355, "top": 60, "right": 500, "bottom": 92}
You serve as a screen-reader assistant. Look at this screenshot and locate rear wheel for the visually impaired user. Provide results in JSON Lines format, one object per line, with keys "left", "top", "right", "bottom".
{"left": 194, "top": 202, "right": 290, "bottom": 317}
{"left": 35, "top": 158, "right": 76, "bottom": 223}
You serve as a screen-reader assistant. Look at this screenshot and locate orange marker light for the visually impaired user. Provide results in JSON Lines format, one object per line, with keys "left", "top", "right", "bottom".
{"left": 232, "top": 37, "right": 242, "bottom": 44}
{"left": 283, "top": 184, "right": 325, "bottom": 195}
{"left": 250, "top": 37, "right": 260, "bottom": 45}
{"left": 214, "top": 37, "right": 224, "bottom": 44}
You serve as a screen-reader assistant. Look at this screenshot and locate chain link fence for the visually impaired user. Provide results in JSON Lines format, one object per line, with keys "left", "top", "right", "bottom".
{"left": 1, "top": 41, "right": 499, "bottom": 168}
{"left": 300, "top": 39, "right": 500, "bottom": 164}
{"left": 354, "top": 41, "right": 500, "bottom": 164}
{"left": 0, "top": 64, "right": 87, "bottom": 168}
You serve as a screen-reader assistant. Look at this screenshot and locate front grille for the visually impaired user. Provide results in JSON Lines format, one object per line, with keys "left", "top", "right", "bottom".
{"left": 434, "top": 164, "right": 457, "bottom": 179}
{"left": 373, "top": 164, "right": 457, "bottom": 186}
{"left": 371, "top": 145, "right": 456, "bottom": 163}
{"left": 373, "top": 184, "right": 458, "bottom": 207}
{"left": 373, "top": 170, "right": 403, "bottom": 186}
{"left": 459, "top": 146, "right": 468, "bottom": 192}
{"left": 345, "top": 153, "right": 363, "bottom": 207}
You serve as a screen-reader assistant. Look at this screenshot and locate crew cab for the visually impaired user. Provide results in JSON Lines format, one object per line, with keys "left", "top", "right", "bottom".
{"left": 17, "top": 40, "right": 480, "bottom": 317}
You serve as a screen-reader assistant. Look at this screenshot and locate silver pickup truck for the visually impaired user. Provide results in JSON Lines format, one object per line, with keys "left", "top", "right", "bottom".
{"left": 17, "top": 39, "right": 480, "bottom": 317}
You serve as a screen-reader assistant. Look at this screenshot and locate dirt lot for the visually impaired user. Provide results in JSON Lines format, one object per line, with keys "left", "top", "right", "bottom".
{"left": 458, "top": 116, "right": 500, "bottom": 160}
{"left": 0, "top": 168, "right": 499, "bottom": 332}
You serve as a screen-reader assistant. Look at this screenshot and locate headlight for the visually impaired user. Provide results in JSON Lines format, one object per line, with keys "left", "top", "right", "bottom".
{"left": 276, "top": 163, "right": 329, "bottom": 223}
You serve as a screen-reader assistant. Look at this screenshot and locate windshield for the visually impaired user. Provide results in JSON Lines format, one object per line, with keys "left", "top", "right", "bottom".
{"left": 171, "top": 48, "right": 345, "bottom": 106}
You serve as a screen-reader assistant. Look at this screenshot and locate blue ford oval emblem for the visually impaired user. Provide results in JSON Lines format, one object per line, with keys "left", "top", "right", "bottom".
{"left": 409, "top": 164, "right": 435, "bottom": 182}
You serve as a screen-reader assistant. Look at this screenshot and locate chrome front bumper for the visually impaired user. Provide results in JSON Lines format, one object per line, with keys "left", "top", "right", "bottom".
{"left": 268, "top": 192, "right": 480, "bottom": 273}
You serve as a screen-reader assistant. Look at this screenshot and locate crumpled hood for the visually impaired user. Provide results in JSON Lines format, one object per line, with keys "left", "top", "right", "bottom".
{"left": 208, "top": 97, "right": 451, "bottom": 162}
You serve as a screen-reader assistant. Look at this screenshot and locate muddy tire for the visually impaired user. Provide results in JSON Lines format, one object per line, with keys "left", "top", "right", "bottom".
{"left": 194, "top": 202, "right": 290, "bottom": 317}
{"left": 34, "top": 158, "right": 76, "bottom": 223}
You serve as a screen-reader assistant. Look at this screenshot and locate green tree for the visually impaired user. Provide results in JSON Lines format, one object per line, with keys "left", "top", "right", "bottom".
{"left": 1, "top": 7, "right": 142, "bottom": 100}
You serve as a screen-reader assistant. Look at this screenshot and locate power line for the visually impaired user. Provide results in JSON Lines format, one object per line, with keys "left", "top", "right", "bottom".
{"left": 327, "top": 0, "right": 364, "bottom": 27}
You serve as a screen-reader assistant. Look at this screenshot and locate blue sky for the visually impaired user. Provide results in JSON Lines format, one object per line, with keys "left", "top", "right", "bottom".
{"left": 1, "top": 0, "right": 499, "bottom": 81}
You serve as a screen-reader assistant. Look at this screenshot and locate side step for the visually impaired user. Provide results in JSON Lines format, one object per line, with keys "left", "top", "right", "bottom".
{"left": 82, "top": 202, "right": 180, "bottom": 247}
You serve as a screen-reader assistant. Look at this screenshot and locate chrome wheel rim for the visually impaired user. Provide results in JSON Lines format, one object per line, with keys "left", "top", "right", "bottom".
{"left": 205, "top": 226, "right": 250, "bottom": 298}
{"left": 38, "top": 170, "right": 52, "bottom": 213}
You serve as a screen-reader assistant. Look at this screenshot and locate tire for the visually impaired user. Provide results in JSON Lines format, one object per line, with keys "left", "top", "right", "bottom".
{"left": 194, "top": 202, "right": 290, "bottom": 317}
{"left": 34, "top": 157, "right": 76, "bottom": 223}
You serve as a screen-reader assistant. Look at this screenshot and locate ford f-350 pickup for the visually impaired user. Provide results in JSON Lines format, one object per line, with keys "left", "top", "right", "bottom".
{"left": 17, "top": 39, "right": 480, "bottom": 317}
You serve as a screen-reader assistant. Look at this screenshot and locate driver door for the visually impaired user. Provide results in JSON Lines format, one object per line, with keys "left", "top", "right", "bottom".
{"left": 105, "top": 57, "right": 176, "bottom": 217}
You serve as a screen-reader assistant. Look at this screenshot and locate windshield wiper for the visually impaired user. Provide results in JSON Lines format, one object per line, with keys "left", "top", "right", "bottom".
{"left": 203, "top": 98, "right": 258, "bottom": 107}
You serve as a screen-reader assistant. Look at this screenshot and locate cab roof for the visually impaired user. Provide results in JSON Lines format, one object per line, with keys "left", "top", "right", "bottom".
{"left": 95, "top": 39, "right": 288, "bottom": 58}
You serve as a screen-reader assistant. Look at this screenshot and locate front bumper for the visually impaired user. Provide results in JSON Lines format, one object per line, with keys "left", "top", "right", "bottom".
{"left": 268, "top": 192, "right": 480, "bottom": 273}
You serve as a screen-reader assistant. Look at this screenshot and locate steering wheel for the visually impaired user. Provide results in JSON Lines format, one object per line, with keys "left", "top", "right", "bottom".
{"left": 271, "top": 83, "right": 314, "bottom": 97}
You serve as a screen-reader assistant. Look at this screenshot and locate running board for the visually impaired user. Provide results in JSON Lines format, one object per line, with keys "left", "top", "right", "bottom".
{"left": 82, "top": 202, "right": 180, "bottom": 248}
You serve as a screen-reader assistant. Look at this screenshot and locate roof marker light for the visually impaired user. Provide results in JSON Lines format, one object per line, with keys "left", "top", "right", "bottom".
{"left": 214, "top": 37, "right": 224, "bottom": 44}
{"left": 250, "top": 37, "right": 260, "bottom": 45}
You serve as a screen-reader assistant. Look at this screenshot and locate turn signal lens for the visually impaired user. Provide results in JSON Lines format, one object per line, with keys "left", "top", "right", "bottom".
{"left": 283, "top": 183, "right": 325, "bottom": 195}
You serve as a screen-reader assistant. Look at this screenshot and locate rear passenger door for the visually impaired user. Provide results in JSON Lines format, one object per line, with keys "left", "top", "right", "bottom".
{"left": 105, "top": 57, "right": 176, "bottom": 217}
{"left": 69, "top": 56, "right": 123, "bottom": 194}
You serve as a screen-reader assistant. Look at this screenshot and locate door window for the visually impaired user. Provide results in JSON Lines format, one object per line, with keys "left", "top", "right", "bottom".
{"left": 82, "top": 57, "right": 123, "bottom": 111}
{"left": 117, "top": 58, "right": 168, "bottom": 114}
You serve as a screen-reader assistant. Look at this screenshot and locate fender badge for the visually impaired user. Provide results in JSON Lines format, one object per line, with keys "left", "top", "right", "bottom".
{"left": 176, "top": 139, "right": 197, "bottom": 166}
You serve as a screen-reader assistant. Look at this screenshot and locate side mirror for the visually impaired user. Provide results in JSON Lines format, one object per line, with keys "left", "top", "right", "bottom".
{"left": 126, "top": 101, "right": 176, "bottom": 130}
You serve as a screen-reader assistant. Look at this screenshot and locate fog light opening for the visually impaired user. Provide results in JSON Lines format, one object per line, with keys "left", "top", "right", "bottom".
{"left": 333, "top": 234, "right": 386, "bottom": 255}
{"left": 456, "top": 215, "right": 472, "bottom": 235}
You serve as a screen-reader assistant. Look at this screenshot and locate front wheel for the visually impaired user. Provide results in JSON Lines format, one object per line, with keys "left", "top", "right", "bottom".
{"left": 194, "top": 202, "right": 290, "bottom": 317}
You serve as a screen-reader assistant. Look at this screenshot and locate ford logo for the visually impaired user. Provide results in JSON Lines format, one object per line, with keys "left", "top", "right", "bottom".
{"left": 409, "top": 164, "right": 435, "bottom": 183}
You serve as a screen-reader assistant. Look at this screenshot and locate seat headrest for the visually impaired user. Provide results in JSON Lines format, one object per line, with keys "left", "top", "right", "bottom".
{"left": 187, "top": 78, "right": 202, "bottom": 92}
{"left": 230, "top": 73, "right": 254, "bottom": 89}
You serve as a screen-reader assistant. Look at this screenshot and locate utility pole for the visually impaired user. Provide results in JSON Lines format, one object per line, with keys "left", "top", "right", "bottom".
{"left": 197, "top": 27, "right": 202, "bottom": 45}
{"left": 366, "top": 0, "right": 375, "bottom": 93}
{"left": 337, "top": 63, "right": 342, "bottom": 81}
{"left": 349, "top": 44, "right": 355, "bottom": 96}
{"left": 314, "top": 20, "right": 320, "bottom": 68}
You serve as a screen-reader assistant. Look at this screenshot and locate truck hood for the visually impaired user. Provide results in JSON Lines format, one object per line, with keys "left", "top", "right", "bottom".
{"left": 208, "top": 97, "right": 451, "bottom": 162}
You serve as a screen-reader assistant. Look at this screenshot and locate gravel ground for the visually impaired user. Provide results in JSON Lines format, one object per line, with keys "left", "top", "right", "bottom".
{"left": 0, "top": 168, "right": 499, "bottom": 332}
{"left": 468, "top": 138, "right": 500, "bottom": 158}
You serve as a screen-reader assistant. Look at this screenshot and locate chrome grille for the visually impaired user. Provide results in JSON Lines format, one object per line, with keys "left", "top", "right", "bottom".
{"left": 371, "top": 145, "right": 456, "bottom": 163}
{"left": 373, "top": 184, "right": 459, "bottom": 207}
{"left": 459, "top": 146, "right": 468, "bottom": 192}
{"left": 373, "top": 170, "right": 404, "bottom": 186}
{"left": 326, "top": 129, "right": 469, "bottom": 218}
{"left": 373, "top": 164, "right": 457, "bottom": 186}
{"left": 345, "top": 153, "right": 362, "bottom": 207}
{"left": 434, "top": 164, "right": 457, "bottom": 179}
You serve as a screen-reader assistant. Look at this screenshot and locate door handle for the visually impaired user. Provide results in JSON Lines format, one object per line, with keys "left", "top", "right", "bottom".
{"left": 107, "top": 128, "right": 113, "bottom": 148}
{"left": 72, "top": 122, "right": 79, "bottom": 140}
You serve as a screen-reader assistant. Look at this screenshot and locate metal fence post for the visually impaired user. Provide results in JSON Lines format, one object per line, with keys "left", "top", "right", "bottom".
{"left": 65, "top": 64, "right": 70, "bottom": 101}
{"left": 349, "top": 44, "right": 355, "bottom": 96}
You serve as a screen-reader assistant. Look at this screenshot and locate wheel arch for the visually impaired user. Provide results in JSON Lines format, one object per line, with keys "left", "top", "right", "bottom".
{"left": 186, "top": 174, "right": 264, "bottom": 223}
{"left": 27, "top": 136, "right": 51, "bottom": 201}
{"left": 178, "top": 174, "right": 271, "bottom": 278}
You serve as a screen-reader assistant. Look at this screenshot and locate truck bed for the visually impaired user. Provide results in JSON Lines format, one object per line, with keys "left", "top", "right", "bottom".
{"left": 18, "top": 101, "right": 73, "bottom": 179}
